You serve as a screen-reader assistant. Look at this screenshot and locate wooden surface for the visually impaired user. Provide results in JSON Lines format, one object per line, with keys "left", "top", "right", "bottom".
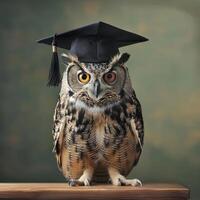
{"left": 0, "top": 183, "right": 190, "bottom": 200}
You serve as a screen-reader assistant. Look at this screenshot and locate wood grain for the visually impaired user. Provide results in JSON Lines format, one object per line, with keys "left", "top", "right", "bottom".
{"left": 0, "top": 183, "right": 190, "bottom": 200}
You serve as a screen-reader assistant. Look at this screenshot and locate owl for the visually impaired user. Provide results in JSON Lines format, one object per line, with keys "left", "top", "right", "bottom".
{"left": 52, "top": 52, "right": 144, "bottom": 186}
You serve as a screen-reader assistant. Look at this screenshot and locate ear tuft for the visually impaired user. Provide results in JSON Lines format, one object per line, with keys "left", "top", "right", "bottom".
{"left": 119, "top": 53, "right": 130, "bottom": 64}
{"left": 108, "top": 53, "right": 130, "bottom": 68}
{"left": 61, "top": 53, "right": 79, "bottom": 65}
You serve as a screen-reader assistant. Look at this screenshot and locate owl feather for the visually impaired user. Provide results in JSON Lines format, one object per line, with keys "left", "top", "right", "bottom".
{"left": 51, "top": 52, "right": 144, "bottom": 186}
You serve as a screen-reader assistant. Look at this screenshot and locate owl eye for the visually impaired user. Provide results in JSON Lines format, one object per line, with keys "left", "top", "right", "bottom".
{"left": 78, "top": 72, "right": 90, "bottom": 84}
{"left": 103, "top": 71, "right": 117, "bottom": 84}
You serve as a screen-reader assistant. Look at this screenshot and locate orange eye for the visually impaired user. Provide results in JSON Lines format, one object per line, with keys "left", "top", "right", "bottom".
{"left": 78, "top": 72, "right": 90, "bottom": 84}
{"left": 103, "top": 71, "right": 116, "bottom": 84}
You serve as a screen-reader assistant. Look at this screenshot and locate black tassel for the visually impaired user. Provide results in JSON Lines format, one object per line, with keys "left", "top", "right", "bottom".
{"left": 47, "top": 34, "right": 61, "bottom": 86}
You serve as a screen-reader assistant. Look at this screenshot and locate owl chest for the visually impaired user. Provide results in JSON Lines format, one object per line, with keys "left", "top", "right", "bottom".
{"left": 95, "top": 123, "right": 106, "bottom": 147}
{"left": 66, "top": 104, "right": 135, "bottom": 163}
{"left": 91, "top": 121, "right": 111, "bottom": 162}
{"left": 89, "top": 116, "right": 123, "bottom": 161}
{"left": 75, "top": 113, "right": 109, "bottom": 161}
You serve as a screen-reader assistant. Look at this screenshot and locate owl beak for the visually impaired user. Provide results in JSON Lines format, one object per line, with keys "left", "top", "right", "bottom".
{"left": 93, "top": 80, "right": 101, "bottom": 98}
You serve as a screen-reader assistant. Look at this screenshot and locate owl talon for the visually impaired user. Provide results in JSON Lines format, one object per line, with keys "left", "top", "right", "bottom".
{"left": 78, "top": 176, "right": 91, "bottom": 186}
{"left": 83, "top": 178, "right": 90, "bottom": 186}
{"left": 68, "top": 179, "right": 84, "bottom": 186}
{"left": 68, "top": 178, "right": 91, "bottom": 186}
{"left": 107, "top": 178, "right": 112, "bottom": 184}
{"left": 68, "top": 179, "right": 77, "bottom": 186}
{"left": 119, "top": 178, "right": 142, "bottom": 187}
{"left": 118, "top": 178, "right": 125, "bottom": 186}
{"left": 78, "top": 167, "right": 93, "bottom": 186}
{"left": 133, "top": 179, "right": 142, "bottom": 187}
{"left": 108, "top": 167, "right": 142, "bottom": 187}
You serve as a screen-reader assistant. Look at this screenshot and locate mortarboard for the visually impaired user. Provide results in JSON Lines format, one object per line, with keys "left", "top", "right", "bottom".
{"left": 37, "top": 21, "right": 148, "bottom": 86}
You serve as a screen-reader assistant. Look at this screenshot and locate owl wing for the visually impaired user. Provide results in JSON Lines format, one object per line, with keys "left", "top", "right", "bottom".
{"left": 123, "top": 67, "right": 144, "bottom": 150}
{"left": 126, "top": 90, "right": 144, "bottom": 151}
{"left": 132, "top": 92, "right": 144, "bottom": 149}
{"left": 52, "top": 93, "right": 68, "bottom": 169}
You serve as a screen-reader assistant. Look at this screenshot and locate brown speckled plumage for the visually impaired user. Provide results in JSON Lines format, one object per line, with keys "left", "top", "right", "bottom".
{"left": 52, "top": 53, "right": 144, "bottom": 186}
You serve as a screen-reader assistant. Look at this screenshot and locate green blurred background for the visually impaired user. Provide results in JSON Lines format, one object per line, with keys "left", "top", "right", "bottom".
{"left": 0, "top": 0, "right": 199, "bottom": 199}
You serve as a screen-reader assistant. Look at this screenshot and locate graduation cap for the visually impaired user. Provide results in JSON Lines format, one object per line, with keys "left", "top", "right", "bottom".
{"left": 37, "top": 21, "right": 148, "bottom": 86}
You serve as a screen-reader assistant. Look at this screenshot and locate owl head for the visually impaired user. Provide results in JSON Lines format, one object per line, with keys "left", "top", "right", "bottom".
{"left": 61, "top": 53, "right": 130, "bottom": 110}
